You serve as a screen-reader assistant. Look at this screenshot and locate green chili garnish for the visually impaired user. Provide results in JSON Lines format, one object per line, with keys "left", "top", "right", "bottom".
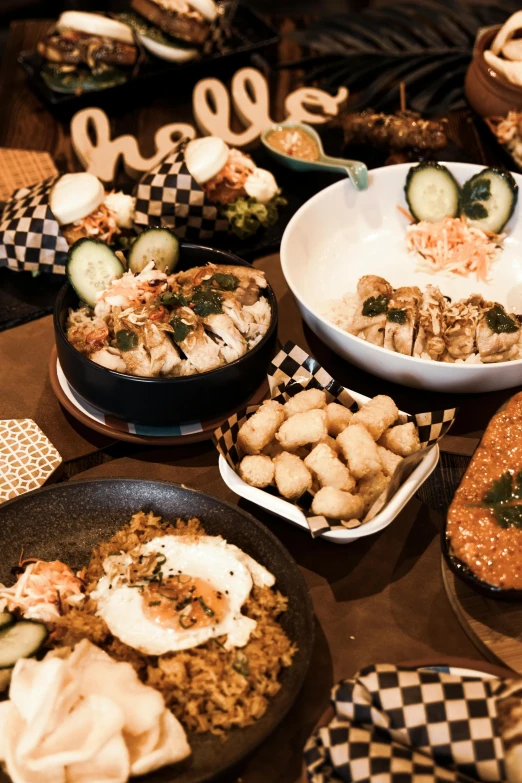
{"left": 198, "top": 597, "right": 215, "bottom": 617}
{"left": 180, "top": 615, "right": 197, "bottom": 629}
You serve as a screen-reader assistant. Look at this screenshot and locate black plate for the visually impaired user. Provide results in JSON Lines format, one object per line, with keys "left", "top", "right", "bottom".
{"left": 0, "top": 478, "right": 314, "bottom": 783}
{"left": 18, "top": 4, "right": 279, "bottom": 110}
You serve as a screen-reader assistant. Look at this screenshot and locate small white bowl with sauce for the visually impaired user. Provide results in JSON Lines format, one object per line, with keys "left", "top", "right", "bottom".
{"left": 261, "top": 121, "right": 368, "bottom": 191}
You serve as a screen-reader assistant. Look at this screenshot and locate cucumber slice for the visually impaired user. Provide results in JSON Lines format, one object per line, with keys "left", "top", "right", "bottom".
{"left": 405, "top": 162, "right": 461, "bottom": 223}
{"left": 0, "top": 612, "right": 14, "bottom": 630}
{"left": 0, "top": 621, "right": 48, "bottom": 669}
{"left": 128, "top": 228, "right": 180, "bottom": 274}
{"left": 460, "top": 167, "right": 518, "bottom": 233}
{"left": 67, "top": 238, "right": 125, "bottom": 308}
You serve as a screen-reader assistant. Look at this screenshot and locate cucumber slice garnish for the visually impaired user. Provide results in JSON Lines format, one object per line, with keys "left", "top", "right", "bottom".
{"left": 0, "top": 621, "right": 48, "bottom": 669}
{"left": 67, "top": 238, "right": 125, "bottom": 308}
{"left": 0, "top": 612, "right": 14, "bottom": 630}
{"left": 460, "top": 167, "right": 518, "bottom": 234}
{"left": 405, "top": 161, "right": 461, "bottom": 223}
{"left": 128, "top": 227, "right": 180, "bottom": 274}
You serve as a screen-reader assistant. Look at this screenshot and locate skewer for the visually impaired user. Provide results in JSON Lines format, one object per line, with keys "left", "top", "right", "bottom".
{"left": 399, "top": 82, "right": 406, "bottom": 113}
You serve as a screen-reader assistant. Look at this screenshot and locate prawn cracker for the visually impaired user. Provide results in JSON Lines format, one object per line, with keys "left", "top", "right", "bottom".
{"left": 0, "top": 419, "right": 62, "bottom": 502}
{"left": 213, "top": 341, "right": 458, "bottom": 538}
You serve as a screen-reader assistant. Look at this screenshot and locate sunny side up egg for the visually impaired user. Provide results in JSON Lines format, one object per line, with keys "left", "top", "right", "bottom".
{"left": 92, "top": 535, "right": 276, "bottom": 656}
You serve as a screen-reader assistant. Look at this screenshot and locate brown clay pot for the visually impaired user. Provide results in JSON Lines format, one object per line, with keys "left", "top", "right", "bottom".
{"left": 465, "top": 26, "right": 522, "bottom": 117}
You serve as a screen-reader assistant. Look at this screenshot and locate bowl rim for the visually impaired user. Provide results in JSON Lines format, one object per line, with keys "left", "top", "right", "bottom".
{"left": 280, "top": 160, "right": 522, "bottom": 373}
{"left": 54, "top": 242, "right": 278, "bottom": 385}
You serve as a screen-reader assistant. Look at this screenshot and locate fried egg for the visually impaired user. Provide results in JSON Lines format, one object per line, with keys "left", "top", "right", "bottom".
{"left": 92, "top": 535, "right": 275, "bottom": 656}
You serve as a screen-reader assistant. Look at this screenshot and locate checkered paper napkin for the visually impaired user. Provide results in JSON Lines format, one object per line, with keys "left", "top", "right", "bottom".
{"left": 0, "top": 176, "right": 68, "bottom": 274}
{"left": 304, "top": 664, "right": 508, "bottom": 783}
{"left": 213, "top": 342, "right": 457, "bottom": 538}
{"left": 133, "top": 139, "right": 230, "bottom": 242}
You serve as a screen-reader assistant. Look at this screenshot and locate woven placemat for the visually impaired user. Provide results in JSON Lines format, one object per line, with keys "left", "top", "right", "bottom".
{"left": 0, "top": 148, "right": 58, "bottom": 202}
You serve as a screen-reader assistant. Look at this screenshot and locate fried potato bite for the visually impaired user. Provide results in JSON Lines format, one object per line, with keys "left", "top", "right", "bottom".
{"left": 318, "top": 434, "right": 341, "bottom": 454}
{"left": 326, "top": 403, "right": 353, "bottom": 437}
{"left": 358, "top": 471, "right": 391, "bottom": 513}
{"left": 238, "top": 400, "right": 285, "bottom": 455}
{"left": 276, "top": 409, "right": 327, "bottom": 451}
{"left": 239, "top": 455, "right": 275, "bottom": 488}
{"left": 273, "top": 452, "right": 312, "bottom": 500}
{"left": 351, "top": 395, "right": 399, "bottom": 441}
{"left": 336, "top": 423, "right": 381, "bottom": 480}
{"left": 378, "top": 422, "right": 420, "bottom": 457}
{"left": 377, "top": 446, "right": 403, "bottom": 477}
{"left": 262, "top": 439, "right": 284, "bottom": 459}
{"left": 311, "top": 486, "right": 364, "bottom": 520}
{"left": 283, "top": 389, "right": 326, "bottom": 418}
{"left": 304, "top": 443, "right": 355, "bottom": 491}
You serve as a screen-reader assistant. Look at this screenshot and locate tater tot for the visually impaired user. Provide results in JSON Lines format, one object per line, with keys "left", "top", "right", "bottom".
{"left": 358, "top": 471, "right": 391, "bottom": 513}
{"left": 377, "top": 446, "right": 403, "bottom": 477}
{"left": 273, "top": 452, "right": 312, "bottom": 500}
{"left": 239, "top": 455, "right": 275, "bottom": 488}
{"left": 276, "top": 409, "right": 327, "bottom": 451}
{"left": 378, "top": 423, "right": 420, "bottom": 457}
{"left": 237, "top": 400, "right": 285, "bottom": 455}
{"left": 262, "top": 439, "right": 284, "bottom": 459}
{"left": 304, "top": 443, "right": 355, "bottom": 491}
{"left": 318, "top": 434, "right": 341, "bottom": 454}
{"left": 336, "top": 423, "right": 382, "bottom": 480}
{"left": 283, "top": 389, "right": 326, "bottom": 418}
{"left": 326, "top": 403, "right": 353, "bottom": 437}
{"left": 351, "top": 395, "right": 399, "bottom": 441}
{"left": 311, "top": 487, "right": 364, "bottom": 520}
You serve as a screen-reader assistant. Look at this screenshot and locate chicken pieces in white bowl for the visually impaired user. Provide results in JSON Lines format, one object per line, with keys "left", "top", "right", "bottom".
{"left": 280, "top": 161, "right": 522, "bottom": 392}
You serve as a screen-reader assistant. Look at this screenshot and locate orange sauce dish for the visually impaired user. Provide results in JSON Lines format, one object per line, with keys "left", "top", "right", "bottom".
{"left": 447, "top": 392, "right": 522, "bottom": 590}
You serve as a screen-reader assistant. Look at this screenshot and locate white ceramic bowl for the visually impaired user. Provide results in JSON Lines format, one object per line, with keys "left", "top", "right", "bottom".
{"left": 280, "top": 162, "right": 522, "bottom": 393}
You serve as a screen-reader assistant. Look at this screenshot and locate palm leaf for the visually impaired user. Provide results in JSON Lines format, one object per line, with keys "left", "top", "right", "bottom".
{"left": 283, "top": 0, "right": 521, "bottom": 114}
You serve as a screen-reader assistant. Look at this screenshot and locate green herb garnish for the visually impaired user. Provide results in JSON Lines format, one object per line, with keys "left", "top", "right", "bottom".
{"left": 190, "top": 286, "right": 223, "bottom": 316}
{"left": 169, "top": 316, "right": 194, "bottom": 343}
{"left": 462, "top": 202, "right": 489, "bottom": 220}
{"left": 116, "top": 329, "right": 138, "bottom": 352}
{"left": 161, "top": 291, "right": 188, "bottom": 307}
{"left": 179, "top": 615, "right": 197, "bottom": 629}
{"left": 362, "top": 295, "right": 388, "bottom": 317}
{"left": 485, "top": 305, "right": 518, "bottom": 334}
{"left": 198, "top": 597, "right": 215, "bottom": 617}
{"left": 460, "top": 177, "right": 491, "bottom": 220}
{"left": 107, "top": 551, "right": 122, "bottom": 556}
{"left": 211, "top": 273, "right": 239, "bottom": 291}
{"left": 220, "top": 194, "right": 287, "bottom": 240}
{"left": 148, "top": 601, "right": 161, "bottom": 607}
{"left": 386, "top": 308, "right": 407, "bottom": 324}
{"left": 482, "top": 471, "right": 522, "bottom": 528}
{"left": 232, "top": 652, "right": 250, "bottom": 677}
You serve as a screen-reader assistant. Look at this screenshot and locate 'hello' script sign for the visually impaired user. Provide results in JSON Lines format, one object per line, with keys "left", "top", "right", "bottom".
{"left": 71, "top": 67, "right": 348, "bottom": 183}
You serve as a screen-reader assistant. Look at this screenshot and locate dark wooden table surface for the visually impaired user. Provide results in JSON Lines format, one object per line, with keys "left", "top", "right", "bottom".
{"left": 0, "top": 14, "right": 520, "bottom": 783}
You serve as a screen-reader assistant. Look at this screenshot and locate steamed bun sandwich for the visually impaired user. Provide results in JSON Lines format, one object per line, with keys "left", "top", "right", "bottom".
{"left": 0, "top": 510, "right": 296, "bottom": 782}
{"left": 50, "top": 173, "right": 135, "bottom": 246}
{"left": 184, "top": 136, "right": 287, "bottom": 238}
{"left": 121, "top": 0, "right": 217, "bottom": 62}
{"left": 37, "top": 11, "right": 138, "bottom": 93}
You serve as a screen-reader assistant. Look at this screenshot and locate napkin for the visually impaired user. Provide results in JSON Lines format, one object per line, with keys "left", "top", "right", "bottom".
{"left": 305, "top": 663, "right": 506, "bottom": 783}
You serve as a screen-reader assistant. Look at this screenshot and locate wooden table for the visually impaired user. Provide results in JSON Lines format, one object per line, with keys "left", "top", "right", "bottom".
{"left": 0, "top": 16, "right": 521, "bottom": 783}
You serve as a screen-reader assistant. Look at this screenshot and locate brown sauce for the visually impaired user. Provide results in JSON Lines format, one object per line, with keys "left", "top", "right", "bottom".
{"left": 142, "top": 575, "right": 228, "bottom": 630}
{"left": 447, "top": 392, "right": 522, "bottom": 589}
{"left": 266, "top": 127, "right": 320, "bottom": 161}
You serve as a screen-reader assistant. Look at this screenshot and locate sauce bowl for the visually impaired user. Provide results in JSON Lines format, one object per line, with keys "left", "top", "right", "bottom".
{"left": 261, "top": 121, "right": 368, "bottom": 191}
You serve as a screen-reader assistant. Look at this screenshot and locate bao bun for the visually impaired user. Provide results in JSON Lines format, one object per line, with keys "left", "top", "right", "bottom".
{"left": 56, "top": 11, "right": 135, "bottom": 45}
{"left": 50, "top": 173, "right": 105, "bottom": 227}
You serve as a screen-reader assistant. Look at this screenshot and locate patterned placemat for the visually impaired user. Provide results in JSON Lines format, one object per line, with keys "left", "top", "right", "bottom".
{"left": 0, "top": 148, "right": 58, "bottom": 202}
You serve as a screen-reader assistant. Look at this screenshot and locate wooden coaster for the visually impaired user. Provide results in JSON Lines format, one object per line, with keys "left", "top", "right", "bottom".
{"left": 0, "top": 419, "right": 62, "bottom": 502}
{"left": 49, "top": 346, "right": 269, "bottom": 446}
{"left": 442, "top": 557, "right": 522, "bottom": 674}
{"left": 0, "top": 149, "right": 58, "bottom": 201}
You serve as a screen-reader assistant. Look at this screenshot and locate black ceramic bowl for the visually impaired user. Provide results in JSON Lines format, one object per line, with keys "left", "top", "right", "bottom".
{"left": 0, "top": 479, "right": 314, "bottom": 783}
{"left": 54, "top": 245, "right": 278, "bottom": 425}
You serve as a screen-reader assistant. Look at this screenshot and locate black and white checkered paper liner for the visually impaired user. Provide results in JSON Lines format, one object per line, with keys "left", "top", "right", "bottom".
{"left": 133, "top": 140, "right": 229, "bottom": 242}
{"left": 304, "top": 664, "right": 506, "bottom": 783}
{"left": 213, "top": 342, "right": 457, "bottom": 537}
{"left": 0, "top": 176, "right": 68, "bottom": 273}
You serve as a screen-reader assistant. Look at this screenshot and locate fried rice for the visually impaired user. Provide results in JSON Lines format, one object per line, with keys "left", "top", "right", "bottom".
{"left": 52, "top": 511, "right": 297, "bottom": 737}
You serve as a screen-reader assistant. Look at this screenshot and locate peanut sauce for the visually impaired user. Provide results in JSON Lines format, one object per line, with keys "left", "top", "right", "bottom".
{"left": 266, "top": 128, "right": 320, "bottom": 162}
{"left": 447, "top": 392, "right": 522, "bottom": 589}
{"left": 142, "top": 575, "right": 228, "bottom": 630}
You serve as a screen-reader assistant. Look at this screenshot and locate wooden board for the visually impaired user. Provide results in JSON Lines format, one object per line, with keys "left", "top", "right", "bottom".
{"left": 442, "top": 557, "right": 522, "bottom": 674}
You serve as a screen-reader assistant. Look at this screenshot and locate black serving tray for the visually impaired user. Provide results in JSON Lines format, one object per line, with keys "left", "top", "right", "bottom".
{"left": 18, "top": 3, "right": 279, "bottom": 110}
